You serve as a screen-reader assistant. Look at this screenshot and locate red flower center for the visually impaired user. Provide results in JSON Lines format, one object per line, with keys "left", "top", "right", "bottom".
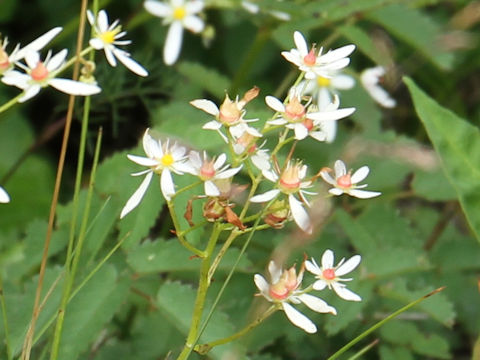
{"left": 337, "top": 174, "right": 352, "bottom": 188}
{"left": 322, "top": 268, "right": 336, "bottom": 280}
{"left": 303, "top": 48, "right": 316, "bottom": 66}
{"left": 31, "top": 61, "right": 49, "bottom": 81}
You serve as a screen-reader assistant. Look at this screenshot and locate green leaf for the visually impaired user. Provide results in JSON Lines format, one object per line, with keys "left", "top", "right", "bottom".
{"left": 177, "top": 62, "right": 231, "bottom": 99}
{"left": 367, "top": 4, "right": 454, "bottom": 70}
{"left": 58, "top": 265, "right": 131, "bottom": 359}
{"left": 156, "top": 281, "right": 236, "bottom": 359}
{"left": 127, "top": 239, "right": 253, "bottom": 274}
{"left": 405, "top": 77, "right": 480, "bottom": 242}
{"left": 337, "top": 25, "right": 384, "bottom": 65}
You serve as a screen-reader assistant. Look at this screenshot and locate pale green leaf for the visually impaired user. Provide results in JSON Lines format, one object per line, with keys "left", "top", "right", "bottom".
{"left": 177, "top": 62, "right": 230, "bottom": 99}
{"left": 405, "top": 77, "right": 480, "bottom": 242}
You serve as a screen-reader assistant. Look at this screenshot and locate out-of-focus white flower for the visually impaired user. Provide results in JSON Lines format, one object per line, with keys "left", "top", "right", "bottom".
{"left": 144, "top": 0, "right": 205, "bottom": 65}
{"left": 254, "top": 261, "right": 336, "bottom": 333}
{"left": 250, "top": 161, "right": 314, "bottom": 233}
{"left": 2, "top": 50, "right": 101, "bottom": 102}
{"left": 360, "top": 66, "right": 396, "bottom": 108}
{"left": 281, "top": 31, "right": 355, "bottom": 80}
{"left": 305, "top": 249, "right": 361, "bottom": 301}
{"left": 0, "top": 186, "right": 10, "bottom": 203}
{"left": 241, "top": 1, "right": 290, "bottom": 21}
{"left": 187, "top": 151, "right": 242, "bottom": 196}
{"left": 121, "top": 129, "right": 193, "bottom": 218}
{"left": 0, "top": 27, "right": 62, "bottom": 75}
{"left": 87, "top": 10, "right": 148, "bottom": 77}
{"left": 191, "top": 87, "right": 261, "bottom": 142}
{"left": 320, "top": 160, "right": 381, "bottom": 199}
{"left": 265, "top": 91, "right": 354, "bottom": 141}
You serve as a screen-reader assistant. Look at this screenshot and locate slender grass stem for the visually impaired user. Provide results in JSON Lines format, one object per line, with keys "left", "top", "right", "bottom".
{"left": 0, "top": 274, "right": 12, "bottom": 360}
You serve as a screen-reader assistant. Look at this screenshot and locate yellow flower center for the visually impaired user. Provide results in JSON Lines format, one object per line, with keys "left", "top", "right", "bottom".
{"left": 161, "top": 154, "right": 174, "bottom": 166}
{"left": 100, "top": 30, "right": 117, "bottom": 44}
{"left": 173, "top": 7, "right": 187, "bottom": 20}
{"left": 317, "top": 76, "right": 331, "bottom": 87}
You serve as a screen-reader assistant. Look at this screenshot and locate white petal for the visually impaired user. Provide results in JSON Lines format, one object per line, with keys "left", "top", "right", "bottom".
{"left": 282, "top": 302, "right": 316, "bottom": 333}
{"left": 268, "top": 261, "right": 282, "bottom": 283}
{"left": 202, "top": 120, "right": 222, "bottom": 130}
{"left": 351, "top": 166, "right": 369, "bottom": 184}
{"left": 190, "top": 99, "right": 220, "bottom": 116}
{"left": 331, "top": 74, "right": 355, "bottom": 89}
{"left": 87, "top": 10, "right": 95, "bottom": 26}
{"left": 216, "top": 166, "right": 242, "bottom": 179}
{"left": 292, "top": 124, "right": 307, "bottom": 140}
{"left": 18, "top": 85, "right": 41, "bottom": 102}
{"left": 49, "top": 78, "right": 101, "bottom": 96}
{"left": 25, "top": 51, "right": 40, "bottom": 69}
{"left": 319, "top": 120, "right": 337, "bottom": 143}
{"left": 112, "top": 48, "right": 149, "bottom": 77}
{"left": 160, "top": 168, "right": 175, "bottom": 200}
{"left": 289, "top": 194, "right": 312, "bottom": 234}
{"left": 183, "top": 15, "right": 204, "bottom": 33}
{"left": 365, "top": 84, "right": 396, "bottom": 108}
{"left": 250, "top": 189, "right": 280, "bottom": 203}
{"left": 334, "top": 160, "right": 346, "bottom": 178}
{"left": 332, "top": 283, "right": 362, "bottom": 301}
{"left": 185, "top": 0, "right": 204, "bottom": 14}
{"left": 90, "top": 38, "right": 105, "bottom": 50}
{"left": 213, "top": 153, "right": 226, "bottom": 169}
{"left": 297, "top": 294, "right": 337, "bottom": 315}
{"left": 265, "top": 96, "right": 285, "bottom": 113}
{"left": 254, "top": 274, "right": 270, "bottom": 298}
{"left": 319, "top": 44, "right": 355, "bottom": 64}
{"left": 336, "top": 255, "right": 361, "bottom": 276}
{"left": 321, "top": 249, "right": 334, "bottom": 269}
{"left": 304, "top": 259, "right": 321, "bottom": 275}
{"left": 251, "top": 153, "right": 271, "bottom": 171}
{"left": 97, "top": 10, "right": 110, "bottom": 32}
{"left": 47, "top": 49, "right": 68, "bottom": 71}
{"left": 127, "top": 154, "right": 158, "bottom": 167}
{"left": 320, "top": 170, "right": 336, "bottom": 185}
{"left": 329, "top": 188, "right": 344, "bottom": 196}
{"left": 164, "top": 21, "right": 183, "bottom": 65}
{"left": 348, "top": 189, "right": 381, "bottom": 199}
{"left": 262, "top": 169, "right": 278, "bottom": 183}
{"left": 204, "top": 181, "right": 220, "bottom": 196}
{"left": 120, "top": 171, "right": 153, "bottom": 218}
{"left": 14, "top": 27, "right": 62, "bottom": 61}
{"left": 144, "top": 0, "right": 172, "bottom": 17}
{"left": 104, "top": 47, "right": 117, "bottom": 67}
{"left": 312, "top": 280, "right": 328, "bottom": 291}
{"left": 293, "top": 31, "right": 308, "bottom": 56}
{"left": 0, "top": 187, "right": 10, "bottom": 203}
{"left": 308, "top": 107, "right": 355, "bottom": 122}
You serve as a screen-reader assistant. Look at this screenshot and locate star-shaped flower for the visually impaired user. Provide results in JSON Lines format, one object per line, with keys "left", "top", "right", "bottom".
{"left": 254, "top": 261, "right": 336, "bottom": 333}
{"left": 121, "top": 129, "right": 193, "bottom": 218}
{"left": 187, "top": 151, "right": 242, "bottom": 196}
{"left": 2, "top": 50, "right": 101, "bottom": 102}
{"left": 250, "top": 161, "right": 315, "bottom": 233}
{"left": 320, "top": 160, "right": 381, "bottom": 199}
{"left": 87, "top": 9, "right": 148, "bottom": 77}
{"left": 305, "top": 249, "right": 362, "bottom": 301}
{"left": 144, "top": 0, "right": 205, "bottom": 65}
{"left": 281, "top": 31, "right": 355, "bottom": 80}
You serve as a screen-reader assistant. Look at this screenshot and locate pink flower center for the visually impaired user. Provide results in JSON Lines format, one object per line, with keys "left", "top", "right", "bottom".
{"left": 303, "top": 48, "right": 316, "bottom": 66}
{"left": 200, "top": 160, "right": 216, "bottom": 180}
{"left": 285, "top": 98, "right": 306, "bottom": 122}
{"left": 337, "top": 174, "right": 352, "bottom": 188}
{"left": 322, "top": 268, "right": 336, "bottom": 280}
{"left": 302, "top": 118, "right": 314, "bottom": 131}
{"left": 31, "top": 61, "right": 49, "bottom": 81}
{"left": 279, "top": 164, "right": 302, "bottom": 192}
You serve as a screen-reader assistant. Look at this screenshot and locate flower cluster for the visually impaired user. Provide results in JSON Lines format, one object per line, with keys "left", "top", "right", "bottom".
{"left": 254, "top": 249, "right": 361, "bottom": 333}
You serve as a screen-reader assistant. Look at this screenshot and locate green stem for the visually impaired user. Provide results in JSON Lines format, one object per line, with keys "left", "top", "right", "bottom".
{"left": 167, "top": 200, "right": 205, "bottom": 257}
{"left": 177, "top": 223, "right": 223, "bottom": 360}
{"left": 195, "top": 305, "right": 277, "bottom": 354}
{"left": 327, "top": 287, "right": 446, "bottom": 360}
{"left": 207, "top": 230, "right": 239, "bottom": 282}
{"left": 172, "top": 180, "right": 202, "bottom": 198}
{"left": 0, "top": 274, "right": 12, "bottom": 360}
{"left": 0, "top": 93, "right": 24, "bottom": 114}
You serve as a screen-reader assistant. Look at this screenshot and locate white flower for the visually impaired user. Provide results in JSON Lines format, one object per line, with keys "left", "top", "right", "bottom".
{"left": 320, "top": 160, "right": 381, "bottom": 199}
{"left": 231, "top": 132, "right": 271, "bottom": 171}
{"left": 0, "top": 186, "right": 10, "bottom": 203}
{"left": 281, "top": 31, "right": 355, "bottom": 80}
{"left": 120, "top": 129, "right": 193, "bottom": 218}
{"left": 191, "top": 88, "right": 261, "bottom": 142}
{"left": 250, "top": 161, "right": 314, "bottom": 233}
{"left": 360, "top": 66, "right": 396, "bottom": 108}
{"left": 87, "top": 10, "right": 148, "bottom": 77}
{"left": 265, "top": 91, "right": 355, "bottom": 141}
{"left": 187, "top": 151, "right": 242, "bottom": 196}
{"left": 254, "top": 261, "right": 336, "bottom": 333}
{"left": 144, "top": 0, "right": 205, "bottom": 65}
{"left": 0, "top": 27, "right": 62, "bottom": 75}
{"left": 1, "top": 50, "right": 101, "bottom": 102}
{"left": 305, "top": 249, "right": 362, "bottom": 302}
{"left": 241, "top": 1, "right": 290, "bottom": 21}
